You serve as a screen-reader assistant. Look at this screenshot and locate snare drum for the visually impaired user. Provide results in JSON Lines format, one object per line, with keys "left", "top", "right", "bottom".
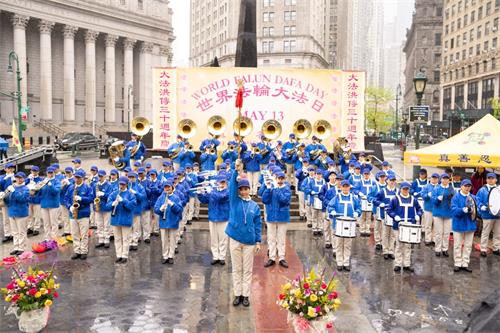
{"left": 488, "top": 186, "right": 500, "bottom": 216}
{"left": 313, "top": 196, "right": 323, "bottom": 210}
{"left": 384, "top": 213, "right": 393, "bottom": 227}
{"left": 398, "top": 222, "right": 422, "bottom": 244}
{"left": 361, "top": 198, "right": 373, "bottom": 212}
{"left": 335, "top": 216, "right": 357, "bottom": 238}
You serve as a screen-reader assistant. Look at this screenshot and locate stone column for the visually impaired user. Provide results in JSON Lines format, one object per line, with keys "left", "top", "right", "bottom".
{"left": 105, "top": 34, "right": 118, "bottom": 123}
{"left": 477, "top": 80, "right": 483, "bottom": 109}
{"left": 159, "top": 45, "right": 173, "bottom": 67}
{"left": 123, "top": 38, "right": 136, "bottom": 119}
{"left": 39, "top": 20, "right": 55, "bottom": 120}
{"left": 139, "top": 42, "right": 153, "bottom": 118}
{"left": 11, "top": 14, "right": 29, "bottom": 107}
{"left": 63, "top": 25, "right": 78, "bottom": 122}
{"left": 85, "top": 30, "right": 99, "bottom": 123}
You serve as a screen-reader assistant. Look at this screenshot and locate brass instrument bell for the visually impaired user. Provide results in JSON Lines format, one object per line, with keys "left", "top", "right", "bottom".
{"left": 208, "top": 115, "right": 226, "bottom": 136}
{"left": 313, "top": 120, "right": 332, "bottom": 141}
{"left": 177, "top": 119, "right": 197, "bottom": 139}
{"left": 293, "top": 119, "right": 312, "bottom": 139}
{"left": 262, "top": 119, "right": 282, "bottom": 140}
{"left": 232, "top": 116, "right": 253, "bottom": 137}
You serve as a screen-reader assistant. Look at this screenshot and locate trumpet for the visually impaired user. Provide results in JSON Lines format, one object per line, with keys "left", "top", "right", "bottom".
{"left": 28, "top": 178, "right": 50, "bottom": 195}
{"left": 227, "top": 143, "right": 236, "bottom": 152}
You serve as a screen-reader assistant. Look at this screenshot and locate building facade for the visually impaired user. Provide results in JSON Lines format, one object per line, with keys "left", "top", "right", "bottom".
{"left": 189, "top": 0, "right": 331, "bottom": 69}
{"left": 0, "top": 0, "right": 174, "bottom": 138}
{"left": 403, "top": 0, "right": 443, "bottom": 122}
{"left": 440, "top": 0, "right": 500, "bottom": 130}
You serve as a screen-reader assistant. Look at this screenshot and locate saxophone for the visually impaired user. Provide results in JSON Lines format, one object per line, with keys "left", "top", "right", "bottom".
{"left": 72, "top": 185, "right": 80, "bottom": 218}
{"left": 94, "top": 183, "right": 101, "bottom": 212}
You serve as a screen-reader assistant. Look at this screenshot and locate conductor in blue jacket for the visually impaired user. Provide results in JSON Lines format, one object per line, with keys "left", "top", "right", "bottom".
{"left": 155, "top": 179, "right": 182, "bottom": 265}
{"left": 39, "top": 167, "right": 62, "bottom": 241}
{"left": 451, "top": 179, "right": 477, "bottom": 273}
{"left": 4, "top": 172, "right": 29, "bottom": 255}
{"left": 262, "top": 171, "right": 291, "bottom": 269}
{"left": 107, "top": 176, "right": 137, "bottom": 264}
{"left": 65, "top": 170, "right": 93, "bottom": 260}
{"left": 198, "top": 175, "right": 230, "bottom": 265}
{"left": 225, "top": 159, "right": 262, "bottom": 308}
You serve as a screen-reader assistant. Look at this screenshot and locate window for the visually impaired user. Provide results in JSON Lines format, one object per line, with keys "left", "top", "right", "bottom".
{"left": 283, "top": 40, "right": 296, "bottom": 52}
{"left": 458, "top": 18, "right": 462, "bottom": 29}
{"left": 120, "top": 0, "right": 125, "bottom": 5}
{"left": 494, "top": 18, "right": 499, "bottom": 31}
{"left": 435, "top": 33, "right": 442, "bottom": 46}
{"left": 469, "top": 46, "right": 473, "bottom": 56}
{"left": 476, "top": 44, "right": 481, "bottom": 55}
{"left": 486, "top": 1, "right": 492, "bottom": 15}
{"left": 138, "top": 0, "right": 143, "bottom": 10}
{"left": 263, "top": 27, "right": 274, "bottom": 36}
{"left": 484, "top": 41, "right": 489, "bottom": 51}
{"left": 436, "top": 6, "right": 443, "bottom": 16}
{"left": 263, "top": 59, "right": 270, "bottom": 64}
{"left": 263, "top": 0, "right": 274, "bottom": 7}
{"left": 471, "top": 10, "right": 475, "bottom": 23}
{"left": 464, "top": 14, "right": 468, "bottom": 26}
{"left": 284, "top": 10, "right": 296, "bottom": 21}
{"left": 485, "top": 22, "right": 490, "bottom": 35}
{"left": 468, "top": 82, "right": 478, "bottom": 108}
{"left": 285, "top": 0, "right": 297, "bottom": 5}
{"left": 470, "top": 28, "right": 474, "bottom": 41}
{"left": 478, "top": 6, "right": 483, "bottom": 20}
{"left": 284, "top": 26, "right": 296, "bottom": 36}
{"left": 477, "top": 25, "right": 482, "bottom": 38}
{"left": 263, "top": 12, "right": 274, "bottom": 22}
{"left": 493, "top": 37, "right": 498, "bottom": 49}
{"left": 492, "top": 58, "right": 496, "bottom": 69}
{"left": 285, "top": 59, "right": 292, "bottom": 64}
{"left": 434, "top": 70, "right": 440, "bottom": 82}
{"left": 268, "top": 41, "right": 274, "bottom": 52}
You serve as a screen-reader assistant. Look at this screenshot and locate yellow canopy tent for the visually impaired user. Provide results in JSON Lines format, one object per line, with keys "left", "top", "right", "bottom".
{"left": 404, "top": 114, "right": 500, "bottom": 168}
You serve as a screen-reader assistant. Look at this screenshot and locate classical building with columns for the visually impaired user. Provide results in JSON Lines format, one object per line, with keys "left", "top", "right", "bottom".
{"left": 0, "top": 0, "right": 174, "bottom": 140}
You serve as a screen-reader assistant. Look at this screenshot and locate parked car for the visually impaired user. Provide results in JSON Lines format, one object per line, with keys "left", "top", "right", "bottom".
{"left": 420, "top": 134, "right": 434, "bottom": 144}
{"left": 55, "top": 132, "right": 100, "bottom": 151}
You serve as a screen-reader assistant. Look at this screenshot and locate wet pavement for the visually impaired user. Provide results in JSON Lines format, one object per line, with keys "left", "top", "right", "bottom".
{"left": 1, "top": 225, "right": 499, "bottom": 332}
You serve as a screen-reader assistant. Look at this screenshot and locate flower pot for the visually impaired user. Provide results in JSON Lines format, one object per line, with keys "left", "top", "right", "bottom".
{"left": 18, "top": 307, "right": 50, "bottom": 333}
{"left": 288, "top": 312, "right": 335, "bottom": 333}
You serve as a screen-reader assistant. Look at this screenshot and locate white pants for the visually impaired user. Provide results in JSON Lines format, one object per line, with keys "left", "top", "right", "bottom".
{"left": 481, "top": 219, "right": 500, "bottom": 252}
{"left": 394, "top": 229, "right": 411, "bottom": 267}
{"left": 113, "top": 226, "right": 132, "bottom": 259}
{"left": 187, "top": 197, "right": 195, "bottom": 220}
{"left": 60, "top": 206, "right": 71, "bottom": 234}
{"left": 9, "top": 216, "right": 28, "bottom": 251}
{"left": 453, "top": 231, "right": 474, "bottom": 267}
{"left": 306, "top": 204, "right": 313, "bottom": 225}
{"left": 95, "top": 211, "right": 111, "bottom": 244}
{"left": 382, "top": 225, "right": 395, "bottom": 255}
{"left": 297, "top": 191, "right": 306, "bottom": 217}
{"left": 28, "top": 204, "right": 42, "bottom": 231}
{"left": 89, "top": 207, "right": 96, "bottom": 227}
{"left": 266, "top": 222, "right": 287, "bottom": 261}
{"left": 150, "top": 209, "right": 159, "bottom": 233}
{"left": 41, "top": 207, "right": 59, "bottom": 240}
{"left": 335, "top": 236, "right": 352, "bottom": 266}
{"left": 209, "top": 221, "right": 228, "bottom": 260}
{"left": 359, "top": 211, "right": 372, "bottom": 234}
{"left": 2, "top": 206, "right": 11, "bottom": 237}
{"left": 193, "top": 197, "right": 200, "bottom": 218}
{"left": 286, "top": 164, "right": 295, "bottom": 186}
{"left": 141, "top": 210, "right": 152, "bottom": 240}
{"left": 422, "top": 210, "right": 434, "bottom": 243}
{"left": 374, "top": 217, "right": 382, "bottom": 245}
{"left": 229, "top": 238, "right": 255, "bottom": 297}
{"left": 323, "top": 217, "right": 332, "bottom": 245}
{"left": 433, "top": 217, "right": 451, "bottom": 252}
{"left": 311, "top": 209, "right": 323, "bottom": 232}
{"left": 161, "top": 228, "right": 177, "bottom": 259}
{"left": 248, "top": 171, "right": 260, "bottom": 195}
{"left": 70, "top": 218, "right": 89, "bottom": 254}
{"left": 131, "top": 214, "right": 142, "bottom": 246}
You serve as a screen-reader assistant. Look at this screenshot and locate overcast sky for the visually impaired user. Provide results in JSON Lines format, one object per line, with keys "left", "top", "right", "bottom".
{"left": 169, "top": 0, "right": 415, "bottom": 67}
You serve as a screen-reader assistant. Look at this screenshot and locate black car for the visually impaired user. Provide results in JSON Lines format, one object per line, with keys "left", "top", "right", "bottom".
{"left": 55, "top": 132, "right": 100, "bottom": 151}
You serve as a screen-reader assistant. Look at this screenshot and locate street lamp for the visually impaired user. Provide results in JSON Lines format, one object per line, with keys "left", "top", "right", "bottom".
{"left": 395, "top": 83, "right": 402, "bottom": 141}
{"left": 127, "top": 84, "right": 133, "bottom": 133}
{"left": 412, "top": 70, "right": 427, "bottom": 177}
{"left": 7, "top": 51, "right": 23, "bottom": 152}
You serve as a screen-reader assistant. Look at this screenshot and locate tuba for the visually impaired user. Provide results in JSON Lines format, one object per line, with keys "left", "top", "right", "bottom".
{"left": 129, "top": 117, "right": 151, "bottom": 156}
{"left": 293, "top": 119, "right": 312, "bottom": 140}
{"left": 208, "top": 115, "right": 226, "bottom": 137}
{"left": 333, "top": 137, "right": 351, "bottom": 162}
{"left": 313, "top": 120, "right": 332, "bottom": 141}
{"left": 178, "top": 119, "right": 197, "bottom": 139}
{"left": 233, "top": 116, "right": 253, "bottom": 138}
{"left": 109, "top": 140, "right": 126, "bottom": 170}
{"left": 262, "top": 120, "right": 282, "bottom": 141}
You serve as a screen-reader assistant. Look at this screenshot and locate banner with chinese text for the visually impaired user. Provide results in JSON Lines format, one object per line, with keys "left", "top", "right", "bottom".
{"left": 152, "top": 67, "right": 365, "bottom": 151}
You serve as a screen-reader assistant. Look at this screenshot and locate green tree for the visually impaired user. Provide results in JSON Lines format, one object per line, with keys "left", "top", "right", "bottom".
{"left": 365, "top": 86, "right": 394, "bottom": 135}
{"left": 490, "top": 98, "right": 500, "bottom": 119}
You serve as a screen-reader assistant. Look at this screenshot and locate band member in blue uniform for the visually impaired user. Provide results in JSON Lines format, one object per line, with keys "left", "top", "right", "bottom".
{"left": 358, "top": 153, "right": 373, "bottom": 172}
{"left": 198, "top": 175, "right": 230, "bottom": 265}
{"left": 4, "top": 172, "right": 29, "bottom": 255}
{"left": 319, "top": 171, "right": 338, "bottom": 248}
{"left": 222, "top": 141, "right": 239, "bottom": 165}
{"left": 348, "top": 164, "right": 363, "bottom": 188}
{"left": 375, "top": 175, "right": 398, "bottom": 260}
{"left": 295, "top": 158, "right": 311, "bottom": 221}
{"left": 167, "top": 135, "right": 185, "bottom": 170}
{"left": 262, "top": 171, "right": 291, "bottom": 268}
{"left": 199, "top": 135, "right": 220, "bottom": 153}
{"left": 146, "top": 169, "right": 163, "bottom": 237}
{"left": 432, "top": 174, "right": 454, "bottom": 257}
{"left": 315, "top": 150, "right": 333, "bottom": 171}
{"left": 411, "top": 169, "right": 429, "bottom": 195}
{"left": 39, "top": 167, "right": 62, "bottom": 240}
{"left": 355, "top": 168, "right": 376, "bottom": 237}
{"left": 476, "top": 172, "right": 500, "bottom": 257}
{"left": 26, "top": 166, "right": 42, "bottom": 236}
{"left": 126, "top": 133, "right": 146, "bottom": 165}
{"left": 225, "top": 159, "right": 262, "bottom": 307}
{"left": 179, "top": 142, "right": 195, "bottom": 169}
{"left": 301, "top": 165, "right": 316, "bottom": 228}
{"left": 0, "top": 163, "right": 16, "bottom": 242}
{"left": 420, "top": 173, "right": 440, "bottom": 246}
{"left": 107, "top": 176, "right": 137, "bottom": 263}
{"left": 368, "top": 172, "right": 387, "bottom": 250}
{"left": 256, "top": 135, "right": 272, "bottom": 170}
{"left": 307, "top": 169, "right": 326, "bottom": 236}
{"left": 387, "top": 182, "right": 422, "bottom": 273}
{"left": 451, "top": 179, "right": 476, "bottom": 272}
{"left": 242, "top": 144, "right": 261, "bottom": 196}
{"left": 155, "top": 179, "right": 183, "bottom": 264}
{"left": 128, "top": 172, "right": 147, "bottom": 250}
{"left": 93, "top": 169, "right": 113, "bottom": 249}
{"left": 159, "top": 161, "right": 174, "bottom": 181}
{"left": 65, "top": 169, "right": 93, "bottom": 260}
{"left": 380, "top": 161, "right": 396, "bottom": 180}
{"left": 72, "top": 158, "right": 84, "bottom": 173}
{"left": 282, "top": 133, "right": 299, "bottom": 185}
{"left": 200, "top": 146, "right": 218, "bottom": 171}
{"left": 327, "top": 180, "right": 361, "bottom": 271}
{"left": 305, "top": 136, "right": 326, "bottom": 161}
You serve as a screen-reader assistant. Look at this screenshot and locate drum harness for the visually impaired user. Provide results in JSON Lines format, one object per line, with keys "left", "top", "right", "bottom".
{"left": 338, "top": 193, "right": 354, "bottom": 217}
{"left": 380, "top": 187, "right": 396, "bottom": 220}
{"left": 395, "top": 194, "right": 416, "bottom": 224}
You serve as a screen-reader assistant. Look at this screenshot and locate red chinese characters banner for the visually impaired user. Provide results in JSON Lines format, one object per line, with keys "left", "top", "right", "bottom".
{"left": 152, "top": 67, "right": 365, "bottom": 151}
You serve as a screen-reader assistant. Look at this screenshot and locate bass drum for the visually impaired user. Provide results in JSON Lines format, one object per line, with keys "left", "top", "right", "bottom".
{"left": 466, "top": 195, "right": 478, "bottom": 221}
{"left": 488, "top": 186, "right": 500, "bottom": 216}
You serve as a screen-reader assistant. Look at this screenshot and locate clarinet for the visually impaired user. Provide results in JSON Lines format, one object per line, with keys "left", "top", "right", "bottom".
{"left": 163, "top": 193, "right": 171, "bottom": 220}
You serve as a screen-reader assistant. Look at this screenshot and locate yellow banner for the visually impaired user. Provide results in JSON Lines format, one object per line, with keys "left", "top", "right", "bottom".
{"left": 152, "top": 67, "right": 365, "bottom": 151}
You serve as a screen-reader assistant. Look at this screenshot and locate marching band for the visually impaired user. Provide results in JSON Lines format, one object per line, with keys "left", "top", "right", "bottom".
{"left": 1, "top": 116, "right": 500, "bottom": 308}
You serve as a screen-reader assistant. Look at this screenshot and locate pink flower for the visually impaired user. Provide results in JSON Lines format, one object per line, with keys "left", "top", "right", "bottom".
{"left": 6, "top": 281, "right": 15, "bottom": 290}
{"left": 11, "top": 294, "right": 20, "bottom": 302}
{"left": 326, "top": 322, "right": 334, "bottom": 329}
{"left": 303, "top": 283, "right": 310, "bottom": 289}
{"left": 328, "top": 291, "right": 338, "bottom": 300}
{"left": 315, "top": 306, "right": 321, "bottom": 312}
{"left": 53, "top": 291, "right": 59, "bottom": 298}
{"left": 28, "top": 288, "right": 37, "bottom": 296}
{"left": 321, "top": 283, "right": 328, "bottom": 289}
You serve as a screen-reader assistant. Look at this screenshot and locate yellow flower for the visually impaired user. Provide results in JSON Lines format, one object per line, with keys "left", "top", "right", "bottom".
{"left": 334, "top": 299, "right": 341, "bottom": 306}
{"left": 310, "top": 294, "right": 318, "bottom": 302}
{"left": 281, "top": 301, "right": 289, "bottom": 309}
{"left": 1, "top": 288, "right": 7, "bottom": 294}
{"left": 44, "top": 299, "right": 53, "bottom": 307}
{"left": 294, "top": 289, "right": 302, "bottom": 298}
{"left": 17, "top": 280, "right": 26, "bottom": 288}
{"left": 54, "top": 283, "right": 60, "bottom": 290}
{"left": 40, "top": 288, "right": 47, "bottom": 294}
{"left": 283, "top": 282, "right": 292, "bottom": 290}
{"left": 5, "top": 296, "right": 12, "bottom": 302}
{"left": 35, "top": 292, "right": 42, "bottom": 298}
{"left": 307, "top": 307, "right": 316, "bottom": 317}
{"left": 38, "top": 271, "right": 45, "bottom": 275}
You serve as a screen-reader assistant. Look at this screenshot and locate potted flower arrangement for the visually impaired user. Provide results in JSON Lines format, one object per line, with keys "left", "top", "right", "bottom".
{"left": 1, "top": 266, "right": 60, "bottom": 333}
{"left": 277, "top": 268, "right": 341, "bottom": 333}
